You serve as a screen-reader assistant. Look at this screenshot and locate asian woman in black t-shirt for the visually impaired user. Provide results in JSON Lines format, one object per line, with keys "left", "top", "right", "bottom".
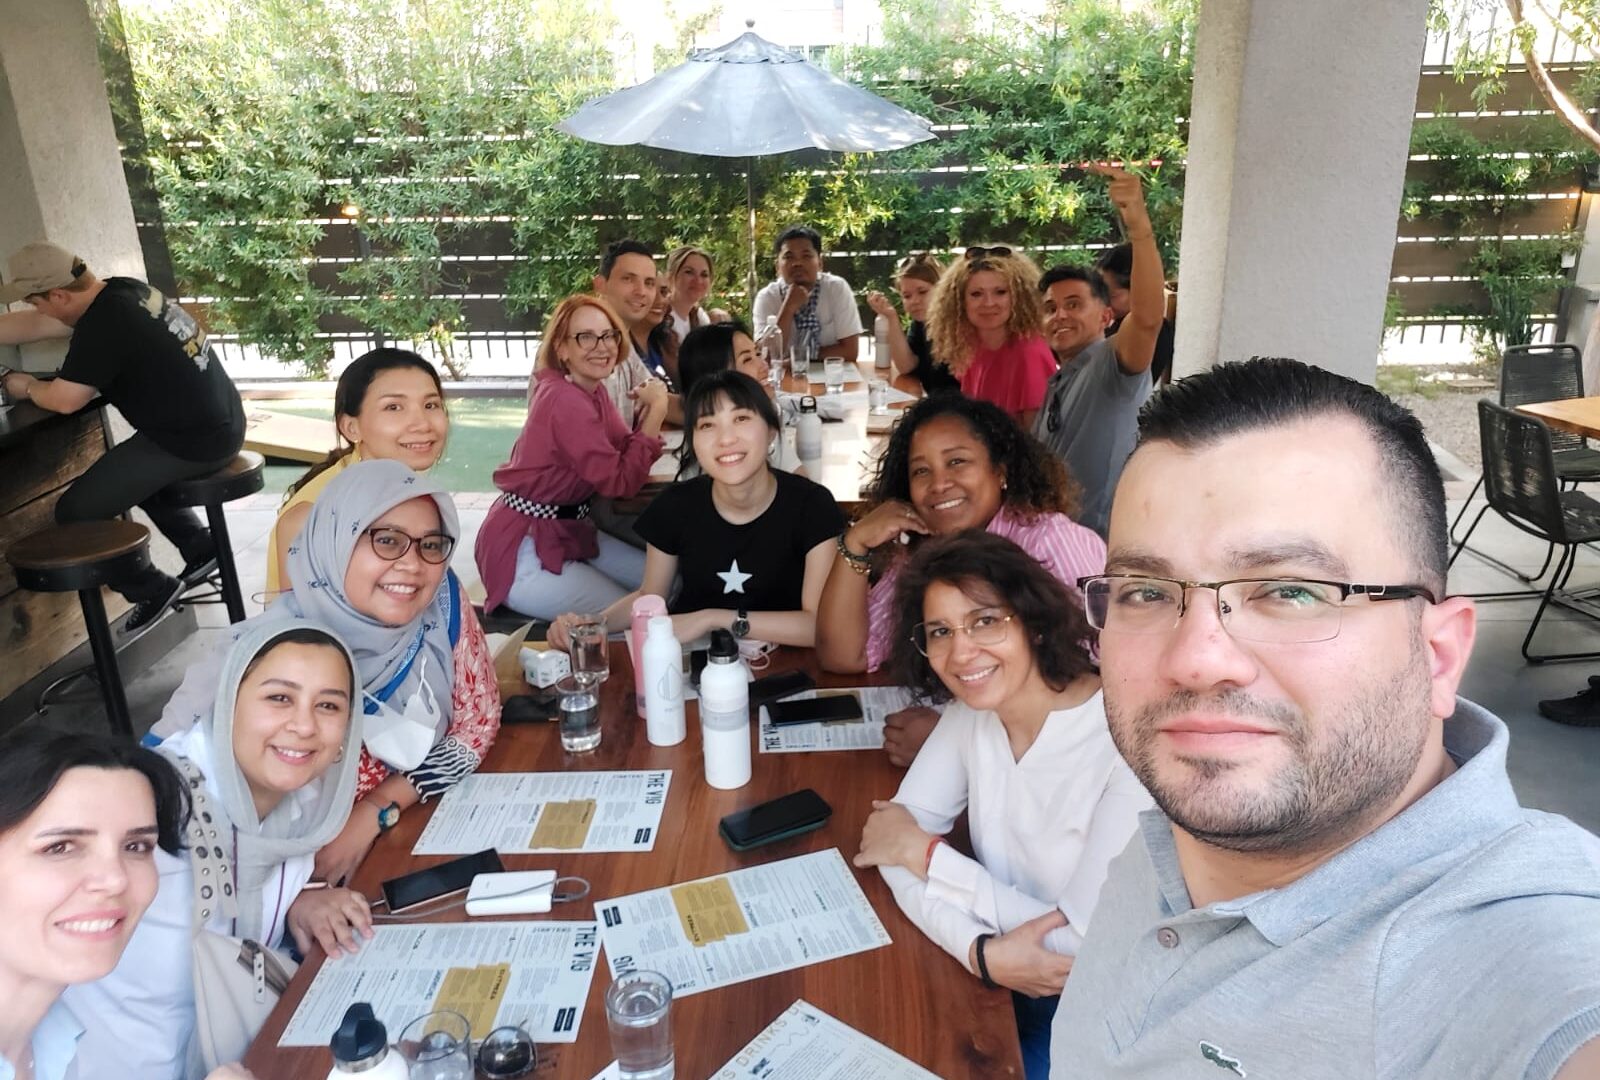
{"left": 549, "top": 370, "right": 843, "bottom": 650}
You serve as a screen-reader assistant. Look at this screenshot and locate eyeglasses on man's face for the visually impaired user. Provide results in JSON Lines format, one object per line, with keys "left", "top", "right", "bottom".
{"left": 364, "top": 526, "right": 456, "bottom": 565}
{"left": 911, "top": 609, "right": 1018, "bottom": 658}
{"left": 1076, "top": 574, "right": 1439, "bottom": 645}
{"left": 569, "top": 329, "right": 623, "bottom": 353}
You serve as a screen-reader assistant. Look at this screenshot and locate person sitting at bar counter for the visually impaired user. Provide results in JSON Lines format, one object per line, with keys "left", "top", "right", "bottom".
{"left": 68, "top": 623, "right": 366, "bottom": 1080}
{"left": 816, "top": 395, "right": 1105, "bottom": 767}
{"left": 155, "top": 461, "right": 500, "bottom": 889}
{"left": 854, "top": 531, "right": 1149, "bottom": 1080}
{"left": 0, "top": 242, "right": 246, "bottom": 633}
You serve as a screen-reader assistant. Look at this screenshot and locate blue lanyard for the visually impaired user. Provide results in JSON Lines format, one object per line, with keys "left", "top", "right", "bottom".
{"left": 365, "top": 625, "right": 427, "bottom": 714}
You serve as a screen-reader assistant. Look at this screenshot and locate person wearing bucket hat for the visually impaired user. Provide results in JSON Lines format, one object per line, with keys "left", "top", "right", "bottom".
{"left": 0, "top": 242, "right": 246, "bottom": 634}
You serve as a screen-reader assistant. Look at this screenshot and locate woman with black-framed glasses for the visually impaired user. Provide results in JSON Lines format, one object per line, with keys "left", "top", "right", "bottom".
{"left": 852, "top": 531, "right": 1149, "bottom": 1080}
{"left": 477, "top": 293, "right": 667, "bottom": 621}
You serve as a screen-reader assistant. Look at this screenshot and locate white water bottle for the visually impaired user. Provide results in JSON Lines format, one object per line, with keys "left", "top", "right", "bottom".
{"left": 874, "top": 312, "right": 892, "bottom": 370}
{"left": 796, "top": 395, "right": 823, "bottom": 460}
{"left": 642, "top": 616, "right": 686, "bottom": 746}
{"left": 699, "top": 629, "right": 751, "bottom": 789}
{"left": 327, "top": 1004, "right": 408, "bottom": 1080}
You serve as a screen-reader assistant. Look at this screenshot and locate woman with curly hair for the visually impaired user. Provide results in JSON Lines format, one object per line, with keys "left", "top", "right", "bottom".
{"left": 926, "top": 247, "right": 1057, "bottom": 427}
{"left": 852, "top": 530, "right": 1148, "bottom": 1080}
{"left": 815, "top": 394, "right": 1105, "bottom": 765}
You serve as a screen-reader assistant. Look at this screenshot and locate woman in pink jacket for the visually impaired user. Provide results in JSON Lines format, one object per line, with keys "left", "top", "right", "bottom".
{"left": 476, "top": 294, "right": 667, "bottom": 618}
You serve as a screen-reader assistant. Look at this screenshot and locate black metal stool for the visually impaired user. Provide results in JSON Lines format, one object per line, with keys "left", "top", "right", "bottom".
{"left": 153, "top": 451, "right": 265, "bottom": 623}
{"left": 7, "top": 521, "right": 151, "bottom": 737}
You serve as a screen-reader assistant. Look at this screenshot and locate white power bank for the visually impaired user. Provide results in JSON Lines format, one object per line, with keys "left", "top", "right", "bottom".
{"left": 465, "top": 870, "right": 558, "bottom": 916}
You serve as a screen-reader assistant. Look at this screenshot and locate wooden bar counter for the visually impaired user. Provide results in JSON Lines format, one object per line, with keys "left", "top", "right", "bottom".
{"left": 244, "top": 645, "right": 1023, "bottom": 1079}
{"left": 0, "top": 397, "right": 121, "bottom": 703}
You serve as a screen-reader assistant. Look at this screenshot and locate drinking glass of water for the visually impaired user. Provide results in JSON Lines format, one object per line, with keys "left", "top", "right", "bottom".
{"left": 868, "top": 377, "right": 889, "bottom": 414}
{"left": 398, "top": 1011, "right": 473, "bottom": 1080}
{"left": 824, "top": 357, "right": 845, "bottom": 394}
{"left": 606, "top": 970, "right": 674, "bottom": 1080}
{"left": 555, "top": 674, "right": 602, "bottom": 753}
{"left": 567, "top": 614, "right": 609, "bottom": 687}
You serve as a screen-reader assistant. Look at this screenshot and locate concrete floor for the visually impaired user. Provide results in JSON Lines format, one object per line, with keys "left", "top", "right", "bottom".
{"left": 23, "top": 484, "right": 1600, "bottom": 835}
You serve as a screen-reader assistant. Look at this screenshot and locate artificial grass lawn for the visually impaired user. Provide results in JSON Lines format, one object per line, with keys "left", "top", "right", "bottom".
{"left": 256, "top": 397, "right": 528, "bottom": 496}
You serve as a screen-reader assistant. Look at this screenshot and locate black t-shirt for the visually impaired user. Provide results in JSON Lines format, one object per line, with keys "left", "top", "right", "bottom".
{"left": 62, "top": 278, "right": 246, "bottom": 462}
{"left": 635, "top": 470, "right": 845, "bottom": 615}
{"left": 906, "top": 320, "right": 961, "bottom": 394}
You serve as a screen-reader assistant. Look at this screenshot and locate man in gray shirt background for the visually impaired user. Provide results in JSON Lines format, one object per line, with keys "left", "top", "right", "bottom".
{"left": 1033, "top": 166, "right": 1165, "bottom": 536}
{"left": 1054, "top": 357, "right": 1600, "bottom": 1079}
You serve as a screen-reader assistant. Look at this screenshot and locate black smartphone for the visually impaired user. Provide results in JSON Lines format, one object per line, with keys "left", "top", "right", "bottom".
{"left": 719, "top": 789, "right": 833, "bottom": 851}
{"left": 767, "top": 693, "right": 863, "bottom": 727}
{"left": 749, "top": 670, "right": 816, "bottom": 712}
{"left": 381, "top": 848, "right": 504, "bottom": 912}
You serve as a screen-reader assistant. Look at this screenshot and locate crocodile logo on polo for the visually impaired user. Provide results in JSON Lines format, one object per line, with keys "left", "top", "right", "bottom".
{"left": 1200, "top": 1041, "right": 1246, "bottom": 1077}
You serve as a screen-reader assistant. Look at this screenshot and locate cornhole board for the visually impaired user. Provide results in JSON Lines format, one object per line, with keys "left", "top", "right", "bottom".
{"left": 243, "top": 408, "right": 338, "bottom": 464}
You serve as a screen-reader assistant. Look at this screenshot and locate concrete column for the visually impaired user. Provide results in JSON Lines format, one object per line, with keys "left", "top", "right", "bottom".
{"left": 0, "top": 0, "right": 145, "bottom": 372}
{"left": 1173, "top": 0, "right": 1430, "bottom": 384}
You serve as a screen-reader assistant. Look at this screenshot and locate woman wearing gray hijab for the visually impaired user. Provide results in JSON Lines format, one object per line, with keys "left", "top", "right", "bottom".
{"left": 66, "top": 621, "right": 365, "bottom": 1080}
{"left": 154, "top": 460, "right": 502, "bottom": 888}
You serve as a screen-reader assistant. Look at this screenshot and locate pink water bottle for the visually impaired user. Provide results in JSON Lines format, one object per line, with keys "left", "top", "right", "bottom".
{"left": 631, "top": 594, "right": 667, "bottom": 717}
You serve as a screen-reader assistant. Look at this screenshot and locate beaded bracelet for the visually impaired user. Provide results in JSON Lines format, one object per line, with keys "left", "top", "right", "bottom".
{"left": 835, "top": 532, "right": 872, "bottom": 575}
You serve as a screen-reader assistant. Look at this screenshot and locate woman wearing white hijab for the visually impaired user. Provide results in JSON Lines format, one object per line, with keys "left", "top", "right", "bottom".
{"left": 66, "top": 622, "right": 365, "bottom": 1080}
{"left": 154, "top": 461, "right": 502, "bottom": 887}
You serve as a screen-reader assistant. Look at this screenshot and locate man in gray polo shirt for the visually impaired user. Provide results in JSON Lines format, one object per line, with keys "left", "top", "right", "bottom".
{"left": 1054, "top": 358, "right": 1600, "bottom": 1080}
{"left": 1033, "top": 166, "right": 1166, "bottom": 537}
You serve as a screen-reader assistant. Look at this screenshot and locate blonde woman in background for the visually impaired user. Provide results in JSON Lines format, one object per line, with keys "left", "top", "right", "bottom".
{"left": 926, "top": 248, "right": 1055, "bottom": 429}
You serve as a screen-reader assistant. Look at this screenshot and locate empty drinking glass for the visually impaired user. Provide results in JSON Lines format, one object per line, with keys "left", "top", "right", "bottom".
{"left": 555, "top": 674, "right": 602, "bottom": 753}
{"left": 824, "top": 357, "right": 845, "bottom": 394}
{"left": 398, "top": 1011, "right": 472, "bottom": 1080}
{"left": 568, "top": 614, "right": 610, "bottom": 687}
{"left": 606, "top": 971, "right": 674, "bottom": 1080}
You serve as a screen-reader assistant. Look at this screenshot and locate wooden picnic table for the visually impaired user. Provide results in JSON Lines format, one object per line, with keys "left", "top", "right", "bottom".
{"left": 242, "top": 642, "right": 1021, "bottom": 1079}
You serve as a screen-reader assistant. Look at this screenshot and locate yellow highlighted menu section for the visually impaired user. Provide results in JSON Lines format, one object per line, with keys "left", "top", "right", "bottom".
{"left": 529, "top": 798, "right": 597, "bottom": 849}
{"left": 670, "top": 877, "right": 749, "bottom": 947}
{"left": 431, "top": 962, "right": 510, "bottom": 1037}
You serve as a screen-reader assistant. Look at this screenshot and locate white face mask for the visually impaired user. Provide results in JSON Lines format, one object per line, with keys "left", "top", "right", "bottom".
{"left": 362, "top": 654, "right": 441, "bottom": 771}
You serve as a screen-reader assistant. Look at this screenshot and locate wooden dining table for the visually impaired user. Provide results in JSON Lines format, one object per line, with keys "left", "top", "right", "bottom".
{"left": 242, "top": 643, "right": 1023, "bottom": 1079}
{"left": 1514, "top": 395, "right": 1600, "bottom": 440}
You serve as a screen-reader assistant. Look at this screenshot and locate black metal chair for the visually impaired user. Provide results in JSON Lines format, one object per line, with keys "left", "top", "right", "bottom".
{"left": 1451, "top": 401, "right": 1600, "bottom": 663}
{"left": 151, "top": 451, "right": 264, "bottom": 623}
{"left": 1451, "top": 343, "right": 1600, "bottom": 586}
{"left": 7, "top": 521, "right": 151, "bottom": 736}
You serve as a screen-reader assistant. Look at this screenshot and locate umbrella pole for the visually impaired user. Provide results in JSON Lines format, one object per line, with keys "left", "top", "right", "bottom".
{"left": 747, "top": 159, "right": 758, "bottom": 314}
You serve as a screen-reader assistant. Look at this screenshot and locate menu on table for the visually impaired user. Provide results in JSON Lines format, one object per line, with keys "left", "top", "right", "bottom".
{"left": 758, "top": 686, "right": 913, "bottom": 754}
{"left": 412, "top": 770, "right": 671, "bottom": 855}
{"left": 279, "top": 921, "right": 600, "bottom": 1046}
{"left": 596, "top": 849, "right": 890, "bottom": 998}
{"left": 712, "top": 999, "right": 941, "bottom": 1079}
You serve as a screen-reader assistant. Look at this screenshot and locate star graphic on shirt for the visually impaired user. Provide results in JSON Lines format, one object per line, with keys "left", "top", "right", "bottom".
{"left": 717, "top": 559, "right": 753, "bottom": 594}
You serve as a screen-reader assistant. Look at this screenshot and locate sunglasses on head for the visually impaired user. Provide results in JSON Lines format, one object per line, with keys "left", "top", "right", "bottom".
{"left": 896, "top": 252, "right": 939, "bottom": 272}
{"left": 964, "top": 246, "right": 1013, "bottom": 261}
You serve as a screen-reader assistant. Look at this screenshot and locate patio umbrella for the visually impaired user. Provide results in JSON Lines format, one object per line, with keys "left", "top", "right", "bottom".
{"left": 557, "top": 23, "right": 936, "bottom": 297}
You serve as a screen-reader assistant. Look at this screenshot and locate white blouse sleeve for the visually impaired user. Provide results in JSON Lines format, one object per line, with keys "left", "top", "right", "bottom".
{"left": 1045, "top": 760, "right": 1151, "bottom": 952}
{"left": 878, "top": 706, "right": 995, "bottom": 972}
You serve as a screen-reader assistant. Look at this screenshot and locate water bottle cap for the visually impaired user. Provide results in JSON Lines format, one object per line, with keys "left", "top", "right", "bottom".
{"left": 330, "top": 1003, "right": 390, "bottom": 1067}
{"left": 708, "top": 628, "right": 739, "bottom": 661}
{"left": 799, "top": 395, "right": 817, "bottom": 412}
{"left": 632, "top": 594, "right": 667, "bottom": 617}
{"left": 647, "top": 615, "right": 675, "bottom": 637}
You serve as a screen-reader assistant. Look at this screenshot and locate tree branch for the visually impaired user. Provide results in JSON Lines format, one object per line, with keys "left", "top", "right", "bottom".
{"left": 1506, "top": 0, "right": 1600, "bottom": 153}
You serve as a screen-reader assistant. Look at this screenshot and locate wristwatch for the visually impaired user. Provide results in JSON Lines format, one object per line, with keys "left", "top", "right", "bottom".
{"left": 373, "top": 801, "right": 401, "bottom": 832}
{"left": 731, "top": 609, "right": 751, "bottom": 639}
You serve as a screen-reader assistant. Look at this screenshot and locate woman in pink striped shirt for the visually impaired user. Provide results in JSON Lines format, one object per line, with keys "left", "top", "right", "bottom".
{"left": 817, "top": 395, "right": 1104, "bottom": 765}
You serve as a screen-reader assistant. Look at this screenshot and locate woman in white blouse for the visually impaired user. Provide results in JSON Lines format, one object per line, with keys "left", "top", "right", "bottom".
{"left": 853, "top": 530, "right": 1150, "bottom": 1080}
